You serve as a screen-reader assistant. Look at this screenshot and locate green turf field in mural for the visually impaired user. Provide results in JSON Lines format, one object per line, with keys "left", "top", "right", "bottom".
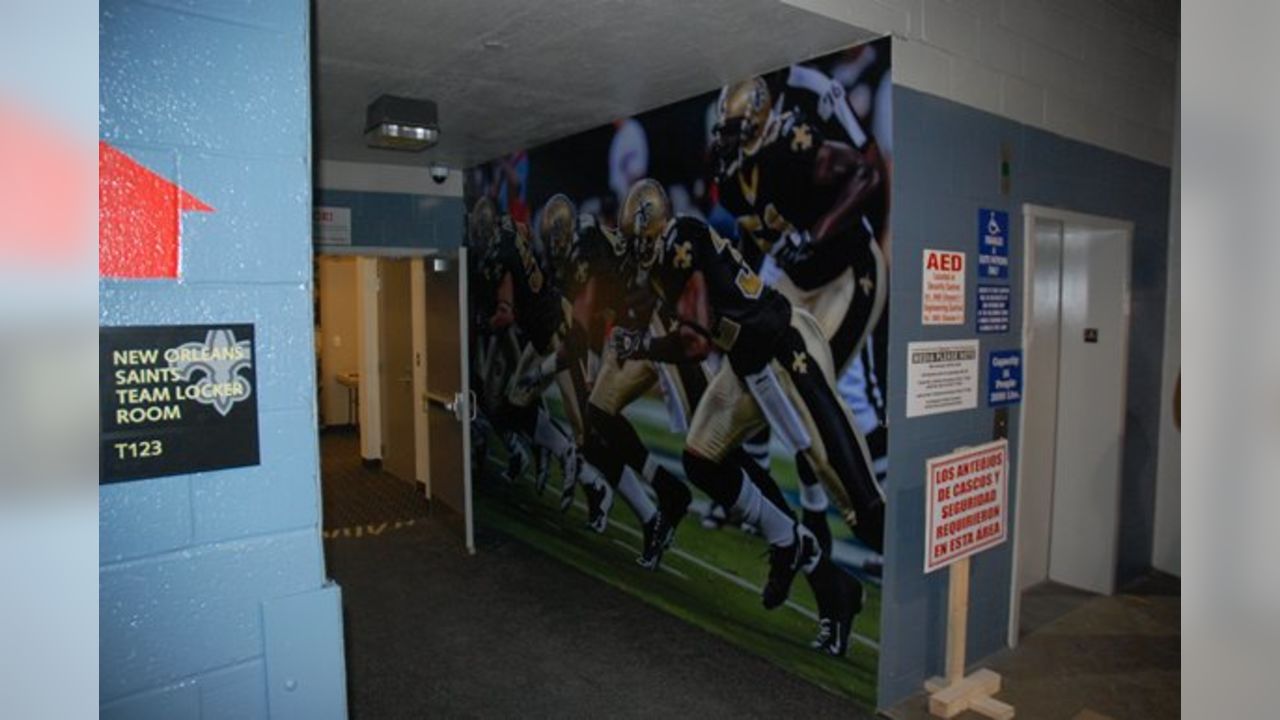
{"left": 475, "top": 394, "right": 881, "bottom": 706}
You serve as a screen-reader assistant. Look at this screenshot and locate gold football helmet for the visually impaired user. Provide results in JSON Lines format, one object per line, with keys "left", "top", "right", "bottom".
{"left": 619, "top": 179, "right": 670, "bottom": 271}
{"left": 469, "top": 196, "right": 498, "bottom": 250}
{"left": 712, "top": 77, "right": 772, "bottom": 180}
{"left": 538, "top": 193, "right": 577, "bottom": 276}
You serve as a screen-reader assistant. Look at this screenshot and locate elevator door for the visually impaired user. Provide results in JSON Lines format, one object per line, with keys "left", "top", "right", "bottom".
{"left": 1048, "top": 222, "right": 1130, "bottom": 594}
{"left": 1016, "top": 208, "right": 1131, "bottom": 603}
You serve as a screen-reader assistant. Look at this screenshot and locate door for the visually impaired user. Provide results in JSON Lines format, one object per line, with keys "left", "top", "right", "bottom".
{"left": 423, "top": 249, "right": 474, "bottom": 553}
{"left": 379, "top": 258, "right": 416, "bottom": 483}
{"left": 1047, "top": 223, "right": 1130, "bottom": 594}
{"left": 1011, "top": 207, "right": 1132, "bottom": 642}
{"left": 1015, "top": 218, "right": 1065, "bottom": 593}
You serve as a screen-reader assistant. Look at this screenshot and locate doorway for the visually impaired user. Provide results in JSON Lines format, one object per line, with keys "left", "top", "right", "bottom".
{"left": 314, "top": 248, "right": 474, "bottom": 551}
{"left": 378, "top": 257, "right": 417, "bottom": 484}
{"left": 1009, "top": 206, "right": 1133, "bottom": 645}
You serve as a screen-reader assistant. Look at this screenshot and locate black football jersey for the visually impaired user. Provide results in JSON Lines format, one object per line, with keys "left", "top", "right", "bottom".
{"left": 483, "top": 219, "right": 563, "bottom": 352}
{"left": 719, "top": 110, "right": 860, "bottom": 290}
{"left": 562, "top": 215, "right": 628, "bottom": 308}
{"left": 648, "top": 216, "right": 790, "bottom": 375}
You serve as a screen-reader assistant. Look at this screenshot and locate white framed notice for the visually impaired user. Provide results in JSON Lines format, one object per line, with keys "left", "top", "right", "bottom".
{"left": 907, "top": 339, "right": 979, "bottom": 417}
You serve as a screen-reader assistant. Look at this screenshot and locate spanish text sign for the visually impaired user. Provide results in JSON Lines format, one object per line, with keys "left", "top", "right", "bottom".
{"left": 100, "top": 324, "right": 260, "bottom": 483}
{"left": 924, "top": 439, "right": 1009, "bottom": 573}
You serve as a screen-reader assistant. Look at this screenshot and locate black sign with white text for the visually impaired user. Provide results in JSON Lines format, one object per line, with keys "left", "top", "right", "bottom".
{"left": 100, "top": 324, "right": 260, "bottom": 483}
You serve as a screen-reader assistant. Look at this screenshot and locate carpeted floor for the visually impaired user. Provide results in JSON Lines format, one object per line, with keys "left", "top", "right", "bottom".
{"left": 319, "top": 430, "right": 872, "bottom": 719}
{"left": 320, "top": 428, "right": 430, "bottom": 531}
{"left": 886, "top": 574, "right": 1180, "bottom": 720}
{"left": 319, "top": 430, "right": 1179, "bottom": 719}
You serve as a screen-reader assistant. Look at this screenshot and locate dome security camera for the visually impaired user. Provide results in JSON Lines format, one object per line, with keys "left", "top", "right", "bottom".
{"left": 430, "top": 163, "right": 449, "bottom": 184}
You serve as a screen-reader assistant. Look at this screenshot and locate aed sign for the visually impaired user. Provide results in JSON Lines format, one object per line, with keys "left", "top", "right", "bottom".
{"left": 922, "top": 249, "right": 966, "bottom": 325}
{"left": 987, "top": 349, "right": 1023, "bottom": 406}
{"left": 924, "top": 439, "right": 1009, "bottom": 573}
{"left": 100, "top": 324, "right": 260, "bottom": 483}
{"left": 977, "top": 208, "right": 1009, "bottom": 280}
{"left": 313, "top": 205, "right": 352, "bottom": 246}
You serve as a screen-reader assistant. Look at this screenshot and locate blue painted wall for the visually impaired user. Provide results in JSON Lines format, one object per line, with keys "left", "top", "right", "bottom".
{"left": 878, "top": 86, "right": 1170, "bottom": 705}
{"left": 314, "top": 188, "right": 464, "bottom": 250}
{"left": 100, "top": 1, "right": 347, "bottom": 717}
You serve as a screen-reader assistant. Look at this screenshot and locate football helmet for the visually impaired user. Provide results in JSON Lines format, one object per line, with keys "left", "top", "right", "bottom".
{"left": 712, "top": 77, "right": 773, "bottom": 181}
{"left": 619, "top": 178, "right": 671, "bottom": 271}
{"left": 468, "top": 196, "right": 498, "bottom": 251}
{"left": 538, "top": 193, "right": 576, "bottom": 278}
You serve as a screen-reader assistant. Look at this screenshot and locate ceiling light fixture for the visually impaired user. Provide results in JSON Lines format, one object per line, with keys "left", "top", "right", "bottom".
{"left": 365, "top": 95, "right": 439, "bottom": 151}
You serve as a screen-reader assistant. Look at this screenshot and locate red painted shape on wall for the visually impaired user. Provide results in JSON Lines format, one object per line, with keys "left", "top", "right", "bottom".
{"left": 99, "top": 141, "right": 213, "bottom": 279}
{"left": 0, "top": 103, "right": 91, "bottom": 268}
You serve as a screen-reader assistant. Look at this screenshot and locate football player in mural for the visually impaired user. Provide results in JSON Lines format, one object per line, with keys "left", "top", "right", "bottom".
{"left": 468, "top": 196, "right": 514, "bottom": 478}
{"left": 479, "top": 212, "right": 580, "bottom": 496}
{"left": 613, "top": 179, "right": 878, "bottom": 655}
{"left": 526, "top": 194, "right": 698, "bottom": 570}
{"left": 537, "top": 194, "right": 831, "bottom": 575}
{"left": 711, "top": 74, "right": 888, "bottom": 558}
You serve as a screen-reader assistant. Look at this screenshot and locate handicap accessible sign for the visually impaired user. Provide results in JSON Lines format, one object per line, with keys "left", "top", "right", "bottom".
{"left": 988, "top": 350, "right": 1022, "bottom": 406}
{"left": 978, "top": 209, "right": 1009, "bottom": 280}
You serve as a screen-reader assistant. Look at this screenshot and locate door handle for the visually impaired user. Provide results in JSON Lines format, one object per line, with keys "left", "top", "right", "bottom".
{"left": 445, "top": 391, "right": 468, "bottom": 422}
{"left": 398, "top": 375, "right": 412, "bottom": 384}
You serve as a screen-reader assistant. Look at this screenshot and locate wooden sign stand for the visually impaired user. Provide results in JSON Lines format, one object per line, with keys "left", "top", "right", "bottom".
{"left": 924, "top": 556, "right": 1015, "bottom": 718}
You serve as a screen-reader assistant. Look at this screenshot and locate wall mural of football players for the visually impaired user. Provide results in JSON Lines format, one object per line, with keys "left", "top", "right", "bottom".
{"left": 464, "top": 37, "right": 892, "bottom": 707}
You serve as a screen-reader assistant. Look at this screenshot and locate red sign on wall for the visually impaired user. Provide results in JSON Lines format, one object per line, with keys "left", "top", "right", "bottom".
{"left": 922, "top": 248, "right": 966, "bottom": 325}
{"left": 99, "top": 141, "right": 213, "bottom": 279}
{"left": 924, "top": 439, "right": 1008, "bottom": 573}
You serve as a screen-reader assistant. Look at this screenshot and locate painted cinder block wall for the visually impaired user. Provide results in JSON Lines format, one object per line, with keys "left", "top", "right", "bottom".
{"left": 99, "top": 1, "right": 347, "bottom": 717}
{"left": 877, "top": 82, "right": 1171, "bottom": 706}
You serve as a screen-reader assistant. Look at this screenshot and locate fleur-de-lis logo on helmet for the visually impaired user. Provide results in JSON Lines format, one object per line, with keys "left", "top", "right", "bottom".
{"left": 620, "top": 179, "right": 670, "bottom": 270}
{"left": 711, "top": 77, "right": 773, "bottom": 182}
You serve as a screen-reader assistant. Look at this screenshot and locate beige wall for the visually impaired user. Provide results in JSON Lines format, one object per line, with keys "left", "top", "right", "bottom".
{"left": 318, "top": 256, "right": 360, "bottom": 426}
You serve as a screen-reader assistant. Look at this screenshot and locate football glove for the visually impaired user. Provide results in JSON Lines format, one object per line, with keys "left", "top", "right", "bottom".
{"left": 611, "top": 327, "right": 650, "bottom": 361}
{"left": 773, "top": 229, "right": 816, "bottom": 267}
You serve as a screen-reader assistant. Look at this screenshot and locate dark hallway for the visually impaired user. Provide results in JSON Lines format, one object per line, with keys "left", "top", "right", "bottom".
{"left": 319, "top": 431, "right": 870, "bottom": 719}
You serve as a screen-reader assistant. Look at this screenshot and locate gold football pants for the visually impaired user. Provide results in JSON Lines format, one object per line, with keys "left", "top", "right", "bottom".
{"left": 684, "top": 308, "right": 883, "bottom": 544}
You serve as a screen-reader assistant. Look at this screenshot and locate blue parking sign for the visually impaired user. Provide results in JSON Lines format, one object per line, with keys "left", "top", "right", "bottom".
{"left": 978, "top": 209, "right": 1009, "bottom": 280}
{"left": 988, "top": 350, "right": 1022, "bottom": 406}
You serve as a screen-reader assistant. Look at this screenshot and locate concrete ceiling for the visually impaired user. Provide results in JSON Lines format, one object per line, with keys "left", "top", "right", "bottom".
{"left": 313, "top": 0, "right": 876, "bottom": 170}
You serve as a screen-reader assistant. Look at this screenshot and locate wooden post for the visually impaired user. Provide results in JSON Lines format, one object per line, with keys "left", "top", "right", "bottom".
{"left": 946, "top": 556, "right": 970, "bottom": 684}
{"left": 924, "top": 557, "right": 1015, "bottom": 719}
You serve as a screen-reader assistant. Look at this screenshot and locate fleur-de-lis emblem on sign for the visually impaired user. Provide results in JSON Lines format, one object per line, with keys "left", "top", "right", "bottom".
{"left": 169, "top": 329, "right": 254, "bottom": 416}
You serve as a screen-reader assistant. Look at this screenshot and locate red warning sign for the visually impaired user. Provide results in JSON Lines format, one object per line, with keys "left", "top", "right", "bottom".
{"left": 99, "top": 141, "right": 213, "bottom": 279}
{"left": 924, "top": 439, "right": 1008, "bottom": 573}
{"left": 922, "top": 248, "right": 966, "bottom": 325}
